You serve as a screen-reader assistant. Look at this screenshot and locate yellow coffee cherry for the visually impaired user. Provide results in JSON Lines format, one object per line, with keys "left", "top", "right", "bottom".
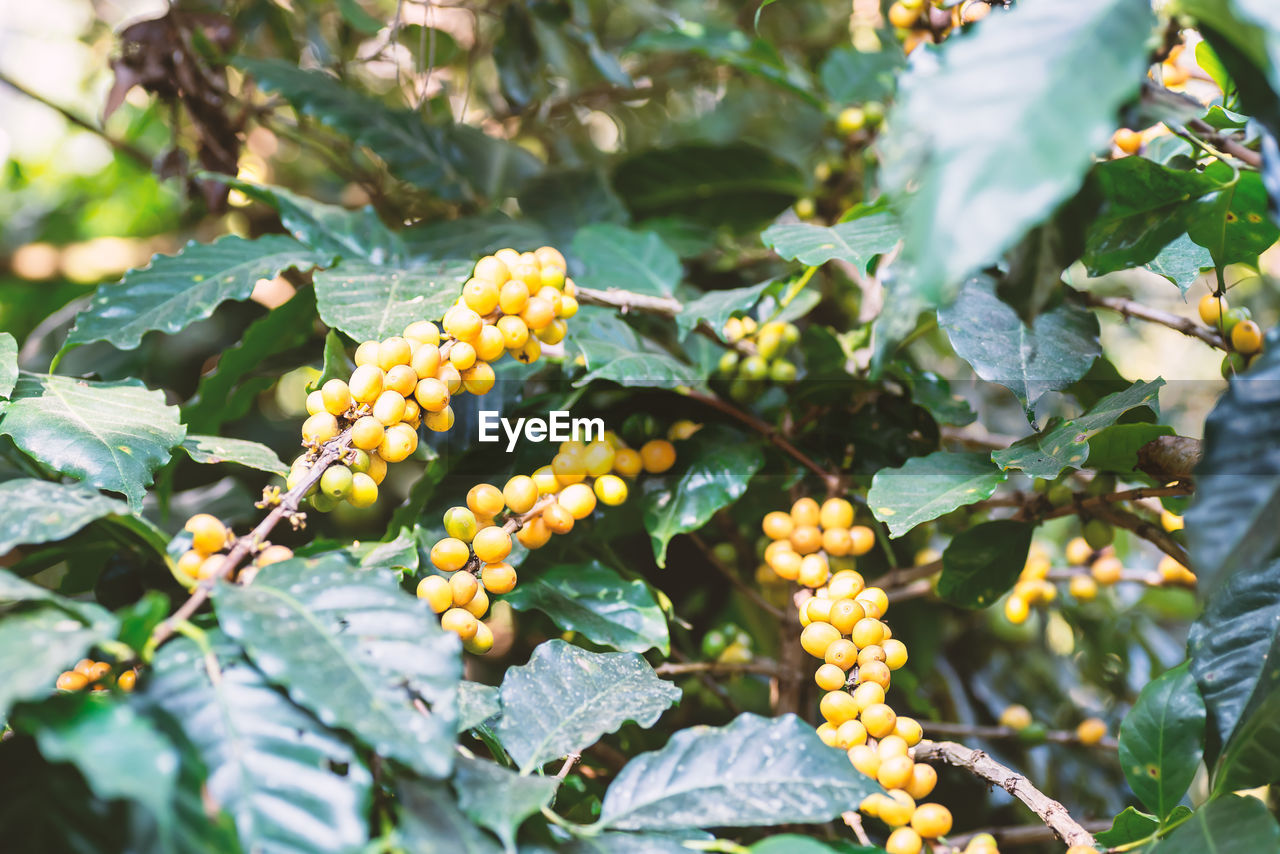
{"left": 384, "top": 364, "right": 418, "bottom": 397}
{"left": 804, "top": 596, "right": 834, "bottom": 625}
{"left": 790, "top": 525, "right": 823, "bottom": 555}
{"left": 885, "top": 827, "right": 923, "bottom": 854}
{"left": 819, "top": 497, "right": 855, "bottom": 529}
{"left": 403, "top": 320, "right": 440, "bottom": 347}
{"left": 256, "top": 545, "right": 294, "bottom": 568}
{"left": 910, "top": 803, "right": 952, "bottom": 838}
{"left": 612, "top": 448, "right": 643, "bottom": 477}
{"left": 503, "top": 475, "right": 539, "bottom": 514}
{"left": 1004, "top": 594, "right": 1030, "bottom": 624}
{"left": 851, "top": 617, "right": 885, "bottom": 648}
{"left": 462, "top": 362, "right": 495, "bottom": 396}
{"left": 798, "top": 554, "right": 831, "bottom": 588}
{"left": 499, "top": 280, "right": 530, "bottom": 315}
{"left": 848, "top": 744, "right": 880, "bottom": 778}
{"left": 815, "top": 663, "right": 848, "bottom": 691}
{"left": 1065, "top": 536, "right": 1094, "bottom": 565}
{"left": 639, "top": 439, "right": 677, "bottom": 473}
{"left": 521, "top": 297, "right": 555, "bottom": 330}
{"left": 354, "top": 340, "right": 380, "bottom": 367}
{"left": 443, "top": 507, "right": 479, "bottom": 543}
{"left": 904, "top": 763, "right": 937, "bottom": 800}
{"left": 790, "top": 497, "right": 820, "bottom": 526}
{"left": 463, "top": 277, "right": 501, "bottom": 315}
{"left": 302, "top": 412, "right": 340, "bottom": 444}
{"left": 851, "top": 681, "right": 885, "bottom": 712}
{"left": 467, "top": 484, "right": 506, "bottom": 518}
{"left": 377, "top": 337, "right": 412, "bottom": 371}
{"left": 414, "top": 377, "right": 450, "bottom": 413}
{"left": 894, "top": 716, "right": 923, "bottom": 746}
{"left": 473, "top": 527, "right": 512, "bottom": 563}
{"left": 410, "top": 342, "right": 441, "bottom": 379}
{"left": 431, "top": 538, "right": 471, "bottom": 572}
{"left": 424, "top": 406, "right": 455, "bottom": 433}
{"left": 1232, "top": 319, "right": 1263, "bottom": 355}
{"left": 878, "top": 735, "right": 910, "bottom": 759}
{"left": 321, "top": 379, "right": 353, "bottom": 415}
{"left": 542, "top": 503, "right": 575, "bottom": 535}
{"left": 513, "top": 336, "right": 541, "bottom": 364}
{"left": 827, "top": 570, "right": 865, "bottom": 600}
{"left": 379, "top": 423, "right": 419, "bottom": 462}
{"left": 441, "top": 607, "right": 479, "bottom": 641}
{"left": 822, "top": 527, "right": 853, "bottom": 556}
{"left": 849, "top": 525, "right": 876, "bottom": 556}
{"left": 305, "top": 390, "right": 326, "bottom": 416}
{"left": 116, "top": 670, "right": 137, "bottom": 692}
{"left": 835, "top": 719, "right": 868, "bottom": 749}
{"left": 372, "top": 390, "right": 407, "bottom": 426}
{"left": 464, "top": 621, "right": 495, "bottom": 654}
{"left": 559, "top": 295, "right": 579, "bottom": 317}
{"left": 176, "top": 549, "right": 204, "bottom": 579}
{"left": 449, "top": 341, "right": 478, "bottom": 371}
{"left": 450, "top": 570, "right": 479, "bottom": 607}
{"left": 878, "top": 756, "right": 915, "bottom": 790}
{"left": 825, "top": 639, "right": 858, "bottom": 671}
{"left": 1077, "top": 717, "right": 1108, "bottom": 745}
{"left": 552, "top": 451, "right": 587, "bottom": 485}
{"left": 828, "top": 598, "right": 865, "bottom": 635}
{"left": 474, "top": 256, "right": 510, "bottom": 285}
{"left": 883, "top": 638, "right": 908, "bottom": 670}
{"left": 531, "top": 465, "right": 560, "bottom": 494}
{"left": 762, "top": 511, "right": 795, "bottom": 540}
{"left": 536, "top": 319, "right": 567, "bottom": 344}
{"left": 443, "top": 306, "right": 483, "bottom": 342}
{"left": 320, "top": 465, "right": 354, "bottom": 500}
{"left": 820, "top": 690, "right": 860, "bottom": 725}
{"left": 861, "top": 703, "right": 897, "bottom": 738}
{"left": 516, "top": 516, "right": 552, "bottom": 549}
{"left": 593, "top": 474, "right": 628, "bottom": 506}
{"left": 878, "top": 790, "right": 916, "bottom": 827}
{"left": 800, "top": 622, "right": 842, "bottom": 658}
{"left": 436, "top": 362, "right": 463, "bottom": 394}
{"left": 1000, "top": 704, "right": 1032, "bottom": 730}
{"left": 185, "top": 513, "right": 229, "bottom": 554}
{"left": 497, "top": 314, "right": 530, "bottom": 349}
{"left": 582, "top": 441, "right": 616, "bottom": 477}
{"left": 366, "top": 453, "right": 387, "bottom": 484}
{"left": 1091, "top": 555, "right": 1123, "bottom": 585}
{"left": 1070, "top": 574, "right": 1099, "bottom": 600}
{"left": 858, "top": 661, "right": 892, "bottom": 690}
{"left": 351, "top": 416, "right": 385, "bottom": 451}
{"left": 481, "top": 562, "right": 517, "bottom": 595}
{"left": 1161, "top": 509, "right": 1184, "bottom": 532}
{"left": 855, "top": 587, "right": 888, "bottom": 619}
{"left": 416, "top": 575, "right": 452, "bottom": 613}
{"left": 348, "top": 472, "right": 378, "bottom": 508}
{"left": 197, "top": 554, "right": 227, "bottom": 580}
{"left": 349, "top": 364, "right": 385, "bottom": 404}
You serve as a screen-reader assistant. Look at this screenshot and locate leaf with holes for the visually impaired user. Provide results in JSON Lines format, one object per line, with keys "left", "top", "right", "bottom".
{"left": 868, "top": 451, "right": 1008, "bottom": 538}
{"left": 315, "top": 258, "right": 475, "bottom": 342}
{"left": 1, "top": 375, "right": 186, "bottom": 511}
{"left": 214, "top": 554, "right": 461, "bottom": 779}
{"left": 63, "top": 235, "right": 330, "bottom": 352}
{"left": 597, "top": 713, "right": 880, "bottom": 830}
{"left": 180, "top": 435, "right": 288, "bottom": 476}
{"left": 142, "top": 635, "right": 373, "bottom": 854}
{"left": 1118, "top": 663, "right": 1205, "bottom": 820}
{"left": 493, "top": 640, "right": 680, "bottom": 773}
{"left": 503, "top": 561, "right": 669, "bottom": 654}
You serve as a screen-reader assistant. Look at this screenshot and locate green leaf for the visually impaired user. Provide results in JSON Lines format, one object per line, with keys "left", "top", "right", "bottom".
{"left": 1144, "top": 233, "right": 1213, "bottom": 291}
{"left": 576, "top": 348, "right": 706, "bottom": 392}
{"left": 180, "top": 435, "right": 288, "bottom": 476}
{"left": 820, "top": 45, "right": 905, "bottom": 104}
{"left": 1094, "top": 806, "right": 1160, "bottom": 847}
{"left": 214, "top": 554, "right": 460, "bottom": 779}
{"left": 0, "top": 479, "right": 129, "bottom": 555}
{"left": 1188, "top": 561, "right": 1280, "bottom": 792}
{"left": 239, "top": 59, "right": 542, "bottom": 201}
{"left": 457, "top": 681, "right": 501, "bottom": 732}
{"left": 63, "top": 235, "right": 330, "bottom": 351}
{"left": 404, "top": 211, "right": 551, "bottom": 262}
{"left": 559, "top": 832, "right": 713, "bottom": 854}
{"left": 674, "top": 281, "right": 774, "bottom": 338}
{"left": 881, "top": 0, "right": 1155, "bottom": 303}
{"left": 992, "top": 379, "right": 1164, "bottom": 479}
{"left": 938, "top": 520, "right": 1035, "bottom": 609}
{"left": 1, "top": 375, "right": 186, "bottom": 511}
{"left": 224, "top": 180, "right": 404, "bottom": 262}
{"left": 761, "top": 207, "right": 900, "bottom": 269}
{"left": 1186, "top": 335, "right": 1280, "bottom": 586}
{"left": 0, "top": 568, "right": 115, "bottom": 628}
{"left": 1148, "top": 795, "right": 1280, "bottom": 854}
{"left": 868, "top": 451, "right": 1008, "bottom": 538}
{"left": 597, "top": 712, "right": 880, "bottom": 830}
{"left": 752, "top": 837, "right": 881, "bottom": 854}
{"left": 939, "top": 277, "right": 1100, "bottom": 415}
{"left": 1086, "top": 423, "right": 1176, "bottom": 473}
{"left": 571, "top": 224, "right": 681, "bottom": 297}
{"left": 0, "top": 332, "right": 16, "bottom": 400}
{"left": 452, "top": 755, "right": 557, "bottom": 852}
{"left": 1186, "top": 163, "right": 1280, "bottom": 268}
{"left": 144, "top": 635, "right": 373, "bottom": 854}
{"left": 344, "top": 526, "right": 419, "bottom": 571}
{"left": 629, "top": 26, "right": 816, "bottom": 104}
{"left": 503, "top": 561, "right": 670, "bottom": 654}
{"left": 1118, "top": 663, "right": 1205, "bottom": 819}
{"left": 0, "top": 605, "right": 115, "bottom": 721}
{"left": 612, "top": 143, "right": 806, "bottom": 233}
{"left": 641, "top": 427, "right": 764, "bottom": 567}
{"left": 396, "top": 780, "right": 503, "bottom": 854}
{"left": 519, "top": 168, "right": 629, "bottom": 248}
{"left": 27, "top": 695, "right": 179, "bottom": 840}
{"left": 493, "top": 640, "right": 680, "bottom": 773}
{"left": 314, "top": 258, "right": 474, "bottom": 342}
{"left": 182, "top": 288, "right": 317, "bottom": 434}
{"left": 312, "top": 328, "right": 354, "bottom": 393}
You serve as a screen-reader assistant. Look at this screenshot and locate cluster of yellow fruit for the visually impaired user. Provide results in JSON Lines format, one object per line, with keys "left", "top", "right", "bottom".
{"left": 55, "top": 658, "right": 137, "bottom": 693}
{"left": 418, "top": 435, "right": 678, "bottom": 652}
{"left": 173, "top": 513, "right": 293, "bottom": 586}
{"left": 999, "top": 704, "right": 1110, "bottom": 747}
{"left": 1004, "top": 515, "right": 1195, "bottom": 625}
{"left": 887, "top": 0, "right": 991, "bottom": 54}
{"left": 294, "top": 246, "right": 577, "bottom": 512}
{"left": 760, "top": 497, "right": 877, "bottom": 587}
{"left": 717, "top": 316, "right": 801, "bottom": 401}
{"left": 1198, "top": 292, "right": 1264, "bottom": 377}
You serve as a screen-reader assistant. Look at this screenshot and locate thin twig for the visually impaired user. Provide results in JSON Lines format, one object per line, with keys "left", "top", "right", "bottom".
{"left": 1082, "top": 292, "right": 1227, "bottom": 350}
{"left": 1087, "top": 503, "right": 1190, "bottom": 568}
{"left": 1187, "top": 117, "right": 1263, "bottom": 168}
{"left": 554, "top": 752, "right": 580, "bottom": 782}
{"left": 842, "top": 811, "right": 873, "bottom": 847}
{"left": 914, "top": 739, "right": 1097, "bottom": 849}
{"left": 921, "top": 721, "right": 1119, "bottom": 750}
{"left": 654, "top": 660, "right": 780, "bottom": 678}
{"left": 0, "top": 71, "right": 153, "bottom": 168}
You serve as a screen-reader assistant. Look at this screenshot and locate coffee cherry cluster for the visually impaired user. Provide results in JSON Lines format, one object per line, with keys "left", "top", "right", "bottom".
{"left": 716, "top": 316, "right": 801, "bottom": 402}
{"left": 701, "top": 622, "right": 755, "bottom": 664}
{"left": 174, "top": 513, "right": 293, "bottom": 586}
{"left": 418, "top": 434, "right": 678, "bottom": 651}
{"left": 294, "top": 246, "right": 577, "bottom": 512}
{"left": 1198, "top": 292, "right": 1265, "bottom": 377}
{"left": 887, "top": 0, "right": 993, "bottom": 55}
{"left": 761, "top": 497, "right": 876, "bottom": 587}
{"left": 55, "top": 658, "right": 137, "bottom": 693}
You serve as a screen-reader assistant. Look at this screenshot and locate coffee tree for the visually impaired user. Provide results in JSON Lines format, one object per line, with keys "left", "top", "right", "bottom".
{"left": 2, "top": 0, "right": 1279, "bottom": 851}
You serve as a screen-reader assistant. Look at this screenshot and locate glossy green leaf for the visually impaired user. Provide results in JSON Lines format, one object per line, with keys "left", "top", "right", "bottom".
{"left": 1186, "top": 342, "right": 1280, "bottom": 585}
{"left": 0, "top": 605, "right": 115, "bottom": 721}
{"left": 452, "top": 755, "right": 557, "bottom": 852}
{"left": 215, "top": 554, "right": 460, "bottom": 779}
{"left": 312, "top": 329, "right": 354, "bottom": 393}
{"left": 144, "top": 636, "right": 373, "bottom": 854}
{"left": 0, "top": 568, "right": 115, "bottom": 628}
{"left": 494, "top": 640, "right": 680, "bottom": 773}
{"left": 881, "top": 0, "right": 1154, "bottom": 303}
{"left": 180, "top": 435, "right": 288, "bottom": 476}
{"left": 868, "top": 451, "right": 1008, "bottom": 538}
{"left": 1186, "top": 163, "right": 1280, "bottom": 268}
{"left": 396, "top": 780, "right": 503, "bottom": 854}
{"left": 641, "top": 427, "right": 764, "bottom": 567}
{"left": 503, "top": 561, "right": 669, "bottom": 654}
{"left": 403, "top": 211, "right": 550, "bottom": 261}
{"left": 1145, "top": 234, "right": 1213, "bottom": 291}
{"left": 597, "top": 713, "right": 880, "bottom": 830}
{"left": 673, "top": 280, "right": 773, "bottom": 338}
{"left": 0, "top": 479, "right": 128, "bottom": 555}
{"left": 576, "top": 348, "right": 705, "bottom": 392}
{"left": 64, "top": 235, "right": 329, "bottom": 351}
{"left": 0, "top": 332, "right": 16, "bottom": 401}
{"left": 1118, "top": 663, "right": 1205, "bottom": 819}
{"left": 28, "top": 695, "right": 179, "bottom": 840}
{"left": 939, "top": 277, "right": 1101, "bottom": 415}
{"left": 571, "top": 224, "right": 681, "bottom": 297}
{"left": 612, "top": 143, "right": 806, "bottom": 233}
{"left": 1, "top": 375, "right": 186, "bottom": 511}
{"left": 762, "top": 208, "right": 899, "bottom": 269}
{"left": 519, "top": 168, "right": 629, "bottom": 248}
{"left": 1188, "top": 560, "right": 1280, "bottom": 792}
{"left": 457, "top": 681, "right": 501, "bottom": 733}
{"left": 239, "top": 59, "right": 542, "bottom": 202}
{"left": 182, "top": 288, "right": 317, "bottom": 434}
{"left": 314, "top": 258, "right": 474, "bottom": 342}
{"left": 224, "top": 180, "right": 404, "bottom": 262}
{"left": 938, "top": 520, "right": 1035, "bottom": 609}
{"left": 819, "top": 46, "right": 904, "bottom": 104}
{"left": 1094, "top": 806, "right": 1160, "bottom": 847}
{"left": 1148, "top": 795, "right": 1280, "bottom": 854}
{"left": 992, "top": 379, "right": 1164, "bottom": 479}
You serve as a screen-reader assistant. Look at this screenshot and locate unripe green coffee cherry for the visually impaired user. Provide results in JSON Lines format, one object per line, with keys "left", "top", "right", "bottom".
{"left": 1086, "top": 472, "right": 1116, "bottom": 497}
{"left": 739, "top": 355, "right": 769, "bottom": 380}
{"left": 1017, "top": 721, "right": 1049, "bottom": 745}
{"left": 718, "top": 350, "right": 740, "bottom": 375}
{"left": 320, "top": 465, "right": 354, "bottom": 500}
{"left": 781, "top": 323, "right": 800, "bottom": 348}
{"left": 1046, "top": 481, "right": 1073, "bottom": 506}
{"left": 443, "top": 506, "right": 479, "bottom": 543}
{"left": 310, "top": 491, "right": 340, "bottom": 512}
{"left": 1082, "top": 518, "right": 1114, "bottom": 550}
{"left": 701, "top": 629, "right": 728, "bottom": 659}
{"left": 348, "top": 449, "right": 372, "bottom": 475}
{"left": 1222, "top": 307, "right": 1252, "bottom": 337}
{"left": 712, "top": 542, "right": 737, "bottom": 565}
{"left": 769, "top": 360, "right": 797, "bottom": 383}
